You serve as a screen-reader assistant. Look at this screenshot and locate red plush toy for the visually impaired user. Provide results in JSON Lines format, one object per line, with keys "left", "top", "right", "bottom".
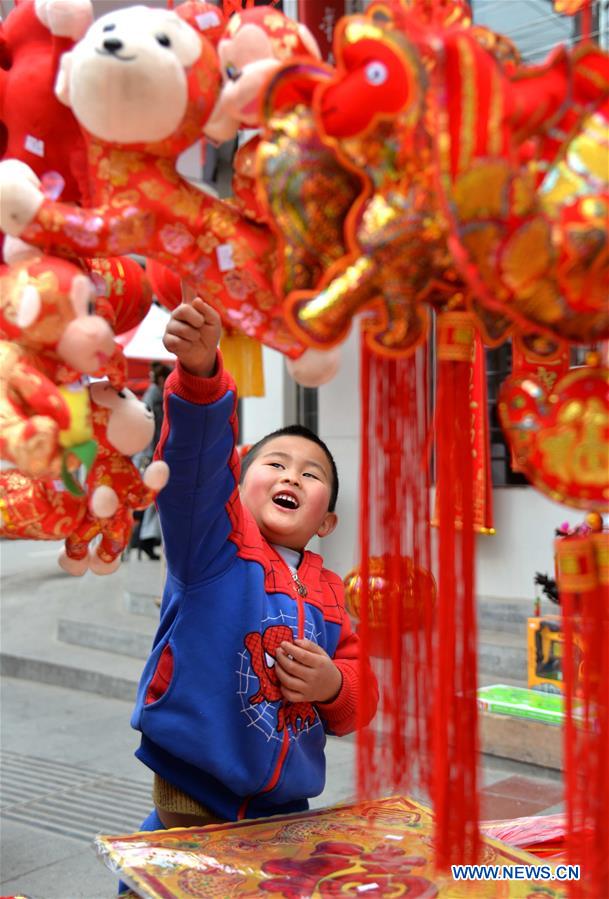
{"left": 0, "top": 0, "right": 93, "bottom": 206}
{"left": 0, "top": 381, "right": 170, "bottom": 575}
{"left": 0, "top": 255, "right": 119, "bottom": 479}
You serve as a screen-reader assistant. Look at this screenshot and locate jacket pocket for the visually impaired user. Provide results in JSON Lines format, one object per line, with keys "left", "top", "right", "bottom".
{"left": 145, "top": 643, "right": 174, "bottom": 705}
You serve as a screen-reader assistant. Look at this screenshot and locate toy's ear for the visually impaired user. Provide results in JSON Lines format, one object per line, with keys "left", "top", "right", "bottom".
{"left": 298, "top": 24, "right": 322, "bottom": 60}
{"left": 69, "top": 273, "right": 93, "bottom": 317}
{"left": 16, "top": 285, "right": 42, "bottom": 329}
{"left": 90, "top": 380, "right": 119, "bottom": 410}
{"left": 55, "top": 51, "right": 73, "bottom": 107}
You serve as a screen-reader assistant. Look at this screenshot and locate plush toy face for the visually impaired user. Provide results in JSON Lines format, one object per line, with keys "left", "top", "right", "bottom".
{"left": 204, "top": 8, "right": 320, "bottom": 143}
{"left": 0, "top": 256, "right": 115, "bottom": 373}
{"left": 90, "top": 380, "right": 154, "bottom": 457}
{"left": 56, "top": 6, "right": 203, "bottom": 144}
{"left": 316, "top": 18, "right": 421, "bottom": 140}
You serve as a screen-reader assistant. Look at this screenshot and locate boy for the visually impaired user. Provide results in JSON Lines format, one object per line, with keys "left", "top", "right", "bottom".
{"left": 129, "top": 298, "right": 379, "bottom": 834}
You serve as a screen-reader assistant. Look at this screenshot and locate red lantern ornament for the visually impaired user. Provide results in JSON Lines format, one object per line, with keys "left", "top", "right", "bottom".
{"left": 344, "top": 554, "right": 436, "bottom": 657}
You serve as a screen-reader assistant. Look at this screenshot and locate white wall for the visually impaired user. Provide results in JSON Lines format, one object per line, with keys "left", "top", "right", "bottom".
{"left": 240, "top": 347, "right": 286, "bottom": 445}
{"left": 476, "top": 489, "right": 575, "bottom": 600}
{"left": 317, "top": 328, "right": 361, "bottom": 578}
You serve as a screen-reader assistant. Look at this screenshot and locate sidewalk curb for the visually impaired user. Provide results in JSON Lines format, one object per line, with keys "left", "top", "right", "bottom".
{"left": 0, "top": 654, "right": 137, "bottom": 703}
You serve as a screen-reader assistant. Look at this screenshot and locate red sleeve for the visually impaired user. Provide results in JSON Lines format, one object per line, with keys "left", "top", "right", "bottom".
{"left": 168, "top": 351, "right": 232, "bottom": 405}
{"left": 316, "top": 612, "right": 379, "bottom": 736}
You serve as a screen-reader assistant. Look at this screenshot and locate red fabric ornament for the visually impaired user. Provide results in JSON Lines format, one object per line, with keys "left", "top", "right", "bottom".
{"left": 87, "top": 255, "right": 152, "bottom": 337}
{"left": 556, "top": 528, "right": 609, "bottom": 898}
{"left": 432, "top": 309, "right": 480, "bottom": 866}
{"left": 145, "top": 259, "right": 182, "bottom": 313}
{"left": 498, "top": 363, "right": 609, "bottom": 511}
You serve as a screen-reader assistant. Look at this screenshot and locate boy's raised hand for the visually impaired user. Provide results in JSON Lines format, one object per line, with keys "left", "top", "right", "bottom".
{"left": 163, "top": 298, "right": 222, "bottom": 378}
{"left": 275, "top": 639, "right": 342, "bottom": 705}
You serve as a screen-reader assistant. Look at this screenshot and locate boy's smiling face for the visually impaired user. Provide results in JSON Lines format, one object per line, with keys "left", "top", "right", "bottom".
{"left": 239, "top": 435, "right": 337, "bottom": 551}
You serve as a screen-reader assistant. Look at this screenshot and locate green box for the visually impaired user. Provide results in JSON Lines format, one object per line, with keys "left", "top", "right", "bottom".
{"left": 476, "top": 683, "right": 583, "bottom": 725}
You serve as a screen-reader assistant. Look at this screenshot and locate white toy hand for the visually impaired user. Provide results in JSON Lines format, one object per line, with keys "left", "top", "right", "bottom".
{"left": 35, "top": 0, "right": 94, "bottom": 40}
{"left": 143, "top": 460, "right": 170, "bottom": 492}
{"left": 2, "top": 235, "right": 42, "bottom": 265}
{"left": 89, "top": 485, "right": 120, "bottom": 519}
{"left": 0, "top": 160, "right": 44, "bottom": 237}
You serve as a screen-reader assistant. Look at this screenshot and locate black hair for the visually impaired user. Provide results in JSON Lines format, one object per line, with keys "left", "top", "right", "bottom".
{"left": 151, "top": 362, "right": 172, "bottom": 385}
{"left": 240, "top": 424, "right": 339, "bottom": 513}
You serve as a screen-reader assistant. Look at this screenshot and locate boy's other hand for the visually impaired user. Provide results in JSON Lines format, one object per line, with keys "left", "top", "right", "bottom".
{"left": 276, "top": 638, "right": 342, "bottom": 705}
{"left": 163, "top": 298, "right": 222, "bottom": 378}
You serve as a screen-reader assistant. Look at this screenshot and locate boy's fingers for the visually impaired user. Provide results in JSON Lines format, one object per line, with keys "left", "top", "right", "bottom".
{"left": 163, "top": 334, "right": 185, "bottom": 354}
{"left": 279, "top": 642, "right": 314, "bottom": 666}
{"left": 172, "top": 303, "right": 206, "bottom": 328}
{"left": 165, "top": 320, "right": 201, "bottom": 343}
{"left": 192, "top": 297, "right": 222, "bottom": 326}
{"left": 274, "top": 663, "right": 307, "bottom": 691}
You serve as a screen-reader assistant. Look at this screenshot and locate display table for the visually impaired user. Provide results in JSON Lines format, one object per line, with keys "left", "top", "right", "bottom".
{"left": 96, "top": 795, "right": 567, "bottom": 898}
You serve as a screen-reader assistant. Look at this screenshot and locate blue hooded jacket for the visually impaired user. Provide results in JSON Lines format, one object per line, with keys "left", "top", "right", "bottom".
{"left": 131, "top": 356, "right": 378, "bottom": 820}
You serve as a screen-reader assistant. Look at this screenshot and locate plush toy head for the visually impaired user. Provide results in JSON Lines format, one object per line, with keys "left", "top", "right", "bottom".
{"left": 55, "top": 5, "right": 220, "bottom": 155}
{"left": 0, "top": 255, "right": 116, "bottom": 373}
{"left": 90, "top": 380, "right": 154, "bottom": 457}
{"left": 204, "top": 7, "right": 320, "bottom": 144}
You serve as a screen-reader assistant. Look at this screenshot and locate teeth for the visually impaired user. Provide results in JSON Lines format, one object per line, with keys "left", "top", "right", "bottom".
{"left": 274, "top": 493, "right": 298, "bottom": 509}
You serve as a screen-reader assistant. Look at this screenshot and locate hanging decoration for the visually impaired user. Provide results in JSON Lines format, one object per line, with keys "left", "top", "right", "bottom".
{"left": 0, "top": 4, "right": 306, "bottom": 360}
{"left": 355, "top": 333, "right": 435, "bottom": 837}
{"left": 498, "top": 358, "right": 609, "bottom": 511}
{"left": 431, "top": 317, "right": 495, "bottom": 535}
{"left": 431, "top": 308, "right": 480, "bottom": 866}
{"left": 509, "top": 334, "right": 571, "bottom": 473}
{"left": 344, "top": 554, "right": 436, "bottom": 658}
{"left": 555, "top": 516, "right": 609, "bottom": 899}
{"left": 260, "top": 2, "right": 609, "bottom": 357}
{"left": 0, "top": 255, "right": 119, "bottom": 480}
{"left": 0, "top": 382, "right": 169, "bottom": 574}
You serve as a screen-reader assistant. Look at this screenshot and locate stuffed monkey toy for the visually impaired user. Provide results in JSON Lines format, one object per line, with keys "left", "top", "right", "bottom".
{"left": 60, "top": 381, "right": 170, "bottom": 576}
{"left": 204, "top": 7, "right": 321, "bottom": 224}
{"left": 0, "top": 255, "right": 118, "bottom": 478}
{"left": 0, "top": 381, "right": 170, "bottom": 575}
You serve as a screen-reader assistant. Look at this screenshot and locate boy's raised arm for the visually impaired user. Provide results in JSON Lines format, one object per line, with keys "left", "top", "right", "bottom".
{"left": 154, "top": 299, "right": 240, "bottom": 584}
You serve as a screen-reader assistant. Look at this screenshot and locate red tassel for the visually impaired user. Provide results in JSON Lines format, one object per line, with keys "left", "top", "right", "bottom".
{"left": 432, "top": 311, "right": 480, "bottom": 867}
{"left": 557, "top": 530, "right": 609, "bottom": 897}
{"left": 355, "top": 330, "right": 434, "bottom": 801}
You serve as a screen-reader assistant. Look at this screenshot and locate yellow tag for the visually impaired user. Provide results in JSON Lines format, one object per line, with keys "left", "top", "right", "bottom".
{"left": 58, "top": 383, "right": 93, "bottom": 449}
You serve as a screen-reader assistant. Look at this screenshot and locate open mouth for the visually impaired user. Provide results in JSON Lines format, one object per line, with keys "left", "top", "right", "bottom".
{"left": 273, "top": 493, "right": 300, "bottom": 510}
